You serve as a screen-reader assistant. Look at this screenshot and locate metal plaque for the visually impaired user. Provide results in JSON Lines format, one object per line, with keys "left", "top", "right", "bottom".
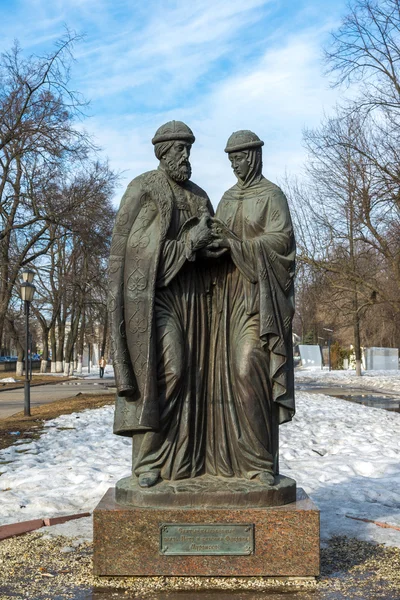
{"left": 159, "top": 523, "right": 254, "bottom": 556}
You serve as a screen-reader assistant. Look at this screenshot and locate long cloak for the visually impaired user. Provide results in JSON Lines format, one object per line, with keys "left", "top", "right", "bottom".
{"left": 206, "top": 175, "right": 295, "bottom": 479}
{"left": 108, "top": 168, "right": 213, "bottom": 456}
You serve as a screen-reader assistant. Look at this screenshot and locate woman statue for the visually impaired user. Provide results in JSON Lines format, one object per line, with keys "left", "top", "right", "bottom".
{"left": 207, "top": 130, "right": 296, "bottom": 485}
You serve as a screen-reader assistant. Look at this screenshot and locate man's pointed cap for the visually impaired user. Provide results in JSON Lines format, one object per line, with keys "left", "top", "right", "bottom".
{"left": 152, "top": 120, "right": 195, "bottom": 145}
{"left": 224, "top": 130, "right": 264, "bottom": 153}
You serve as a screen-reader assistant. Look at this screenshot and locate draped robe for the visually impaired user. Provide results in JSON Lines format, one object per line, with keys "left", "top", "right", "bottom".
{"left": 206, "top": 175, "right": 295, "bottom": 479}
{"left": 108, "top": 168, "right": 213, "bottom": 480}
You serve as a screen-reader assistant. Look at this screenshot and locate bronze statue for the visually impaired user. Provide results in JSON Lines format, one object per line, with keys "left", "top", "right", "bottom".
{"left": 108, "top": 121, "right": 215, "bottom": 488}
{"left": 207, "top": 130, "right": 296, "bottom": 485}
{"left": 108, "top": 124, "right": 295, "bottom": 497}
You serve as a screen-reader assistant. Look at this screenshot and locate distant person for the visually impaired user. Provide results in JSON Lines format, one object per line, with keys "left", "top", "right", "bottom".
{"left": 99, "top": 356, "right": 107, "bottom": 378}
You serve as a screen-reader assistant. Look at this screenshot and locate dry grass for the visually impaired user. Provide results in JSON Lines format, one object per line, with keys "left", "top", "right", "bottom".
{"left": 0, "top": 533, "right": 399, "bottom": 599}
{"left": 0, "top": 393, "right": 114, "bottom": 451}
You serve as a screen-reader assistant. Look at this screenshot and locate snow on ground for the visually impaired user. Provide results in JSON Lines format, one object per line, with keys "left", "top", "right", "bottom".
{"left": 281, "top": 393, "right": 400, "bottom": 547}
{"left": 296, "top": 366, "right": 400, "bottom": 394}
{"left": 74, "top": 366, "right": 114, "bottom": 380}
{"left": 0, "top": 406, "right": 131, "bottom": 539}
{"left": 0, "top": 384, "right": 399, "bottom": 546}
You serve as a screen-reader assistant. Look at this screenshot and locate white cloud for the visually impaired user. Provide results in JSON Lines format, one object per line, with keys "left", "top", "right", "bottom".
{"left": 87, "top": 25, "right": 342, "bottom": 206}
{"left": 0, "top": 0, "right": 347, "bottom": 206}
{"left": 74, "top": 0, "right": 272, "bottom": 103}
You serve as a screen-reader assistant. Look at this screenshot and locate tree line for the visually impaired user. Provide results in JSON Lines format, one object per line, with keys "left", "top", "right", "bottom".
{"left": 288, "top": 0, "right": 400, "bottom": 374}
{"left": 0, "top": 32, "right": 117, "bottom": 373}
{"left": 3, "top": 5, "right": 399, "bottom": 378}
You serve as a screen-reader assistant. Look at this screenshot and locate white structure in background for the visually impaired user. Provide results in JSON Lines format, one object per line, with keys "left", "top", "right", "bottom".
{"left": 83, "top": 344, "right": 100, "bottom": 369}
{"left": 75, "top": 344, "right": 101, "bottom": 374}
{"left": 364, "top": 347, "right": 399, "bottom": 371}
{"left": 298, "top": 345, "right": 322, "bottom": 368}
{"left": 59, "top": 344, "right": 101, "bottom": 376}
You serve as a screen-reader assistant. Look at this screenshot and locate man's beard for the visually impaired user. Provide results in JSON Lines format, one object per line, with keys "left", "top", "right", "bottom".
{"left": 164, "top": 156, "right": 192, "bottom": 182}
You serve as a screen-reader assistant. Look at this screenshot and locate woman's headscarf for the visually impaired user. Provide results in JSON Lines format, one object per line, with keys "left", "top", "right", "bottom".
{"left": 239, "top": 147, "right": 263, "bottom": 189}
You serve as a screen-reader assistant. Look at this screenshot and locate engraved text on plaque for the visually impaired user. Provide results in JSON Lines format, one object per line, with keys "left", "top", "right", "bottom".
{"left": 160, "top": 523, "right": 254, "bottom": 556}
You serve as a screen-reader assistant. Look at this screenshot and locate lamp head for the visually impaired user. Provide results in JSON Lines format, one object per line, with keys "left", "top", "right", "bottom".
{"left": 21, "top": 268, "right": 35, "bottom": 284}
{"left": 20, "top": 282, "right": 35, "bottom": 303}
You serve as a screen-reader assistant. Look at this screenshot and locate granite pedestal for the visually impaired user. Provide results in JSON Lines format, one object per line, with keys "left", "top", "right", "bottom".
{"left": 93, "top": 482, "right": 320, "bottom": 577}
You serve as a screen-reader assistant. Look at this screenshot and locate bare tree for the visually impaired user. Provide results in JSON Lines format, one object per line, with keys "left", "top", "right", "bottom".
{"left": 288, "top": 110, "right": 385, "bottom": 374}
{"left": 30, "top": 162, "right": 116, "bottom": 374}
{"left": 325, "top": 0, "right": 400, "bottom": 112}
{"left": 0, "top": 32, "right": 93, "bottom": 354}
{"left": 288, "top": 0, "right": 400, "bottom": 363}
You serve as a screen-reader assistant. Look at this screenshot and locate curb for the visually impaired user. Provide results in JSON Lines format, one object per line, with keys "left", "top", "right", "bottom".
{"left": 0, "top": 379, "right": 71, "bottom": 394}
{"left": 0, "top": 512, "right": 91, "bottom": 541}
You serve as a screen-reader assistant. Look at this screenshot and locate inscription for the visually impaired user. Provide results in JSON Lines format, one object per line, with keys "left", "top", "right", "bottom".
{"left": 159, "top": 523, "right": 254, "bottom": 556}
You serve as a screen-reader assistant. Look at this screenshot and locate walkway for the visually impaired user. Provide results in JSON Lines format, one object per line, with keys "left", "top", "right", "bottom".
{"left": 0, "top": 374, "right": 116, "bottom": 419}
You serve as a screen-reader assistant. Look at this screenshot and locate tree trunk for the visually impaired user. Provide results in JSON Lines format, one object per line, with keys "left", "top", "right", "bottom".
{"left": 16, "top": 344, "right": 24, "bottom": 376}
{"left": 7, "top": 317, "right": 24, "bottom": 377}
{"left": 34, "top": 315, "right": 50, "bottom": 374}
{"left": 101, "top": 310, "right": 108, "bottom": 358}
{"left": 50, "top": 324, "right": 57, "bottom": 373}
{"left": 0, "top": 316, "right": 5, "bottom": 357}
{"left": 40, "top": 331, "right": 49, "bottom": 373}
{"left": 0, "top": 228, "right": 12, "bottom": 351}
{"left": 64, "top": 304, "right": 81, "bottom": 376}
{"left": 353, "top": 300, "right": 362, "bottom": 377}
{"left": 76, "top": 309, "right": 85, "bottom": 375}
{"left": 56, "top": 318, "right": 65, "bottom": 373}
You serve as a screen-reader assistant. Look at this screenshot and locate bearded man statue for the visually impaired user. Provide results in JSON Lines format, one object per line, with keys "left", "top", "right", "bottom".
{"left": 108, "top": 121, "right": 214, "bottom": 489}
{"left": 207, "top": 130, "right": 296, "bottom": 486}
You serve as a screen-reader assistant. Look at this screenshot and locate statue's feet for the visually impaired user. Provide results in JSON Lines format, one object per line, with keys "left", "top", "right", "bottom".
{"left": 258, "top": 471, "right": 275, "bottom": 486}
{"left": 138, "top": 471, "right": 160, "bottom": 488}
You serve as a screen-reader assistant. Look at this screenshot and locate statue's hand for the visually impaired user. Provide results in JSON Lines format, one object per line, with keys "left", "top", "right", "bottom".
{"left": 207, "top": 240, "right": 222, "bottom": 249}
{"left": 187, "top": 215, "right": 213, "bottom": 251}
{"left": 210, "top": 219, "right": 234, "bottom": 247}
{"left": 198, "top": 244, "right": 228, "bottom": 258}
{"left": 210, "top": 236, "right": 230, "bottom": 249}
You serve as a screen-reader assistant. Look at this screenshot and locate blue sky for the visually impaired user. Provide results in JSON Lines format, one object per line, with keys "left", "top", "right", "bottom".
{"left": 0, "top": 0, "right": 349, "bottom": 205}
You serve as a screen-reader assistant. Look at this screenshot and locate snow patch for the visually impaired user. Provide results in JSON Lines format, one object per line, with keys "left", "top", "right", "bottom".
{"left": 0, "top": 380, "right": 399, "bottom": 546}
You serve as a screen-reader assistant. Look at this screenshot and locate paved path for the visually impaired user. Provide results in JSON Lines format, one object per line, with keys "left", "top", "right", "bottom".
{"left": 0, "top": 376, "right": 116, "bottom": 419}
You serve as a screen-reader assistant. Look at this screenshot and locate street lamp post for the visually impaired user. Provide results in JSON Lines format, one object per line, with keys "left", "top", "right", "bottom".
{"left": 323, "top": 328, "right": 333, "bottom": 371}
{"left": 20, "top": 268, "right": 36, "bottom": 417}
{"left": 317, "top": 336, "right": 324, "bottom": 371}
